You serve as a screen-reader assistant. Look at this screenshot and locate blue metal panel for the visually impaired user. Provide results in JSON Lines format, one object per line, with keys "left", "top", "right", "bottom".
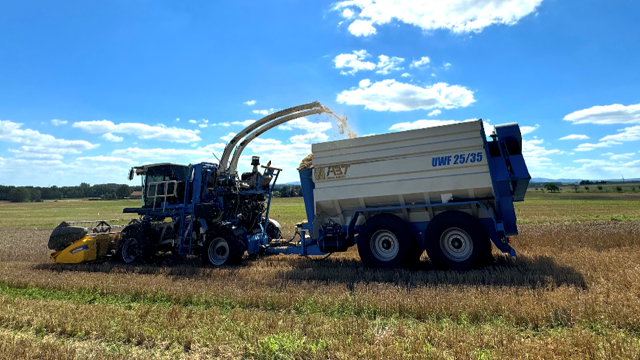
{"left": 298, "top": 168, "right": 316, "bottom": 234}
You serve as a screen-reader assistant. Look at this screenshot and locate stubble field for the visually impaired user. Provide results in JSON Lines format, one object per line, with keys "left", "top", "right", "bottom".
{"left": 1, "top": 193, "right": 640, "bottom": 359}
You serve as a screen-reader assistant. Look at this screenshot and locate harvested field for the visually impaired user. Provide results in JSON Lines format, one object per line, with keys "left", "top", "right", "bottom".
{"left": 0, "top": 193, "right": 639, "bottom": 359}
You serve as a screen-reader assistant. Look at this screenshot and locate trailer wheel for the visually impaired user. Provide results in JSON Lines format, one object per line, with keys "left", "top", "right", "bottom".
{"left": 357, "top": 214, "right": 415, "bottom": 268}
{"left": 202, "top": 231, "right": 245, "bottom": 266}
{"left": 424, "top": 211, "right": 489, "bottom": 270}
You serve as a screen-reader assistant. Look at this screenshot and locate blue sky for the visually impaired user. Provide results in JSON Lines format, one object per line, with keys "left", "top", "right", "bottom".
{"left": 1, "top": 0, "right": 640, "bottom": 186}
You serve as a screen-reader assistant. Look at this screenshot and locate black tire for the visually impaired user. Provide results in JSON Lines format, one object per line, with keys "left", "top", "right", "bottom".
{"left": 357, "top": 214, "right": 416, "bottom": 268}
{"left": 202, "top": 230, "right": 245, "bottom": 267}
{"left": 402, "top": 241, "right": 424, "bottom": 269}
{"left": 424, "top": 211, "right": 490, "bottom": 270}
{"left": 115, "top": 235, "right": 141, "bottom": 264}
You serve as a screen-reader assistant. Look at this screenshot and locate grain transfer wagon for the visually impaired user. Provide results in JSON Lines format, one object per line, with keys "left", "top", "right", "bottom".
{"left": 49, "top": 102, "right": 530, "bottom": 270}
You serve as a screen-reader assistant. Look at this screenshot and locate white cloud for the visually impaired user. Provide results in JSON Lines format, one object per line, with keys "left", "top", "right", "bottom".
{"left": 199, "top": 124, "right": 208, "bottom": 128}
{"left": 601, "top": 152, "right": 635, "bottom": 160}
{"left": 521, "top": 138, "right": 563, "bottom": 170}
{"left": 348, "top": 19, "right": 377, "bottom": 36}
{"left": 389, "top": 118, "right": 495, "bottom": 136}
{"left": 76, "top": 156, "right": 132, "bottom": 163}
{"left": 359, "top": 79, "right": 371, "bottom": 88}
{"left": 520, "top": 124, "right": 539, "bottom": 135}
{"left": 410, "top": 57, "right": 430, "bottom": 69}
{"left": 51, "top": 119, "right": 68, "bottom": 126}
{"left": 574, "top": 141, "right": 622, "bottom": 152}
{"left": 334, "top": 0, "right": 543, "bottom": 37}
{"left": 253, "top": 109, "right": 275, "bottom": 116}
{"left": 428, "top": 109, "right": 441, "bottom": 116}
{"left": 72, "top": 120, "right": 201, "bottom": 143}
{"left": 189, "top": 120, "right": 197, "bottom": 124}
{"left": 0, "top": 120, "right": 98, "bottom": 151}
{"left": 7, "top": 149, "right": 64, "bottom": 160}
{"left": 444, "top": 62, "right": 452, "bottom": 69}
{"left": 401, "top": 73, "right": 411, "bottom": 77}
{"left": 176, "top": 118, "right": 180, "bottom": 122}
{"left": 376, "top": 55, "right": 405, "bottom": 74}
{"left": 337, "top": 79, "right": 475, "bottom": 111}
{"left": 244, "top": 100, "right": 256, "bottom": 106}
{"left": 232, "top": 120, "right": 256, "bottom": 127}
{"left": 559, "top": 134, "right": 589, "bottom": 140}
{"left": 278, "top": 117, "right": 333, "bottom": 132}
{"left": 600, "top": 125, "right": 640, "bottom": 143}
{"left": 564, "top": 103, "right": 640, "bottom": 125}
{"left": 221, "top": 132, "right": 237, "bottom": 142}
{"left": 101, "top": 133, "right": 123, "bottom": 142}
{"left": 390, "top": 119, "right": 461, "bottom": 131}
{"left": 290, "top": 132, "right": 330, "bottom": 144}
{"left": 342, "top": 8, "right": 355, "bottom": 18}
{"left": 334, "top": 50, "right": 376, "bottom": 75}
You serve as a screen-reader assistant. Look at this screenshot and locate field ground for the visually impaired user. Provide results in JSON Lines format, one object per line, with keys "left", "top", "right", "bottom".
{"left": 1, "top": 193, "right": 640, "bottom": 359}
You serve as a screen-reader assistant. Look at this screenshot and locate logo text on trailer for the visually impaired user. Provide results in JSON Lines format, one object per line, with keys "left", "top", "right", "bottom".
{"left": 314, "top": 165, "right": 351, "bottom": 181}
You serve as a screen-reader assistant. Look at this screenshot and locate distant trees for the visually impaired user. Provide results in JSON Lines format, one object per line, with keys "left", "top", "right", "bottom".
{"left": 544, "top": 183, "right": 560, "bottom": 193}
{"left": 0, "top": 183, "right": 142, "bottom": 202}
{"left": 116, "top": 185, "right": 132, "bottom": 199}
{"left": 8, "top": 188, "right": 31, "bottom": 202}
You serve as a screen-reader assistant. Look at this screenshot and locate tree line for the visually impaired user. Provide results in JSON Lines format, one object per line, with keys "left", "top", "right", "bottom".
{"left": 0, "top": 183, "right": 142, "bottom": 203}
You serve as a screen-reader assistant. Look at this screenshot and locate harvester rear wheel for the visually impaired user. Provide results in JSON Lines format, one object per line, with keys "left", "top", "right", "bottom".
{"left": 357, "top": 214, "right": 415, "bottom": 268}
{"left": 424, "top": 211, "right": 489, "bottom": 270}
{"left": 202, "top": 231, "right": 245, "bottom": 267}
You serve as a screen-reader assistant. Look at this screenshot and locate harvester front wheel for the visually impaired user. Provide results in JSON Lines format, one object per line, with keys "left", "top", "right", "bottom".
{"left": 357, "top": 214, "right": 415, "bottom": 268}
{"left": 424, "top": 211, "right": 489, "bottom": 270}
{"left": 116, "top": 236, "right": 141, "bottom": 264}
{"left": 202, "top": 232, "right": 245, "bottom": 267}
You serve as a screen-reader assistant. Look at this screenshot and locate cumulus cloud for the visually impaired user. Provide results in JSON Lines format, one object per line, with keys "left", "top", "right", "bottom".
{"left": 520, "top": 124, "right": 539, "bottom": 135}
{"left": 72, "top": 120, "right": 201, "bottom": 143}
{"left": 428, "top": 109, "right": 441, "bottom": 116}
{"left": 574, "top": 141, "right": 622, "bottom": 152}
{"left": 189, "top": 120, "right": 197, "bottom": 124}
{"left": 564, "top": 103, "right": 640, "bottom": 124}
{"left": 521, "top": 138, "right": 564, "bottom": 170}
{"left": 51, "top": 119, "right": 68, "bottom": 126}
{"left": 333, "top": 0, "right": 543, "bottom": 37}
{"left": 401, "top": 73, "right": 411, "bottom": 77}
{"left": 410, "top": 57, "right": 430, "bottom": 69}
{"left": 221, "top": 132, "right": 237, "bottom": 142}
{"left": 244, "top": 100, "right": 256, "bottom": 106}
{"left": 334, "top": 50, "right": 376, "bottom": 75}
{"left": 601, "top": 152, "right": 635, "bottom": 160}
{"left": 600, "top": 125, "right": 640, "bottom": 143}
{"left": 0, "top": 120, "right": 97, "bottom": 152}
{"left": 559, "top": 134, "right": 589, "bottom": 140}
{"left": 342, "top": 8, "right": 355, "bottom": 18}
{"left": 337, "top": 79, "right": 475, "bottom": 111}
{"left": 7, "top": 149, "right": 64, "bottom": 160}
{"left": 101, "top": 133, "right": 123, "bottom": 142}
{"left": 388, "top": 118, "right": 495, "bottom": 135}
{"left": 253, "top": 109, "right": 275, "bottom": 116}
{"left": 76, "top": 156, "right": 132, "bottom": 163}
{"left": 290, "top": 132, "right": 330, "bottom": 144}
{"left": 376, "top": 55, "right": 405, "bottom": 74}
{"left": 232, "top": 120, "right": 256, "bottom": 127}
{"left": 348, "top": 19, "right": 377, "bottom": 36}
{"left": 278, "top": 117, "right": 333, "bottom": 132}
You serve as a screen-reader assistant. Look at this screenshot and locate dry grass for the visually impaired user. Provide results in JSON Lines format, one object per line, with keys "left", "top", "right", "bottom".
{"left": 0, "top": 194, "right": 639, "bottom": 358}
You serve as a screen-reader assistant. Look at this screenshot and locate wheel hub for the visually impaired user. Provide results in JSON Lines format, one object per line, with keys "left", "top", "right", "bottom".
{"left": 440, "top": 227, "right": 473, "bottom": 262}
{"left": 370, "top": 230, "right": 400, "bottom": 262}
{"left": 208, "top": 237, "right": 230, "bottom": 266}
